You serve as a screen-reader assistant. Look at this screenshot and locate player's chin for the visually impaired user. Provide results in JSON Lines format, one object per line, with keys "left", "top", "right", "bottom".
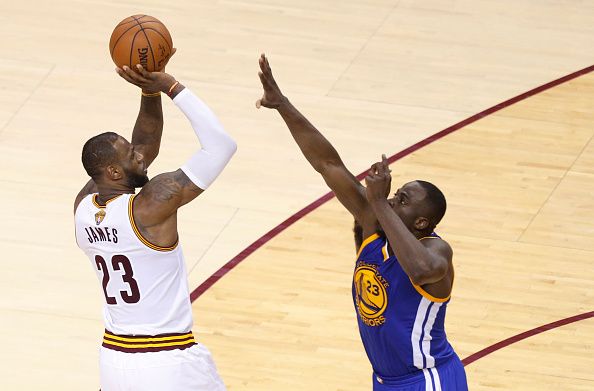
{"left": 138, "top": 174, "right": 150, "bottom": 188}
{"left": 128, "top": 173, "right": 150, "bottom": 188}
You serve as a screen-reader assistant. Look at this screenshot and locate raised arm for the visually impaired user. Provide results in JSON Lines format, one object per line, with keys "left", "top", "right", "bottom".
{"left": 74, "top": 61, "right": 175, "bottom": 213}
{"left": 256, "top": 54, "right": 372, "bottom": 225}
{"left": 133, "top": 83, "right": 237, "bottom": 240}
{"left": 130, "top": 87, "right": 163, "bottom": 166}
{"left": 364, "top": 156, "right": 452, "bottom": 287}
{"left": 118, "top": 56, "right": 177, "bottom": 167}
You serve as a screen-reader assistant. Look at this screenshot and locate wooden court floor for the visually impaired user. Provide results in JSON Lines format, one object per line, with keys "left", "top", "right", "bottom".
{"left": 1, "top": 1, "right": 594, "bottom": 390}
{"left": 192, "top": 72, "right": 594, "bottom": 390}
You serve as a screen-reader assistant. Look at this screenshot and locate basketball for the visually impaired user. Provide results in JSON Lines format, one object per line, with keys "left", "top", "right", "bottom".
{"left": 109, "top": 15, "right": 173, "bottom": 72}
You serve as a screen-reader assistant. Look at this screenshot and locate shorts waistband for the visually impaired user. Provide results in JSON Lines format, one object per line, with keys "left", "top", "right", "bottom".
{"left": 102, "top": 329, "right": 197, "bottom": 353}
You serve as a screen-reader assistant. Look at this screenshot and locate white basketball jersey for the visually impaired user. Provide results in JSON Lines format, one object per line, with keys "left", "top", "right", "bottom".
{"left": 75, "top": 193, "right": 193, "bottom": 335}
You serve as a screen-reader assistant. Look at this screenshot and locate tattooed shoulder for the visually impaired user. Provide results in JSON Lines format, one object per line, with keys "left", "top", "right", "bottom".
{"left": 145, "top": 169, "right": 200, "bottom": 203}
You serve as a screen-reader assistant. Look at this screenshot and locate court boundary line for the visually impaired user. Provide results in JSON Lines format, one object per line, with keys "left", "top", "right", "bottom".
{"left": 462, "top": 310, "right": 594, "bottom": 366}
{"left": 190, "top": 64, "right": 594, "bottom": 363}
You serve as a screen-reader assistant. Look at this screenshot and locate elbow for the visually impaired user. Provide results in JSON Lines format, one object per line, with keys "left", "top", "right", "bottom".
{"left": 215, "top": 136, "right": 237, "bottom": 163}
{"left": 315, "top": 158, "right": 341, "bottom": 175}
{"left": 207, "top": 134, "right": 237, "bottom": 158}
{"left": 220, "top": 136, "right": 237, "bottom": 160}
{"left": 228, "top": 138, "right": 238, "bottom": 155}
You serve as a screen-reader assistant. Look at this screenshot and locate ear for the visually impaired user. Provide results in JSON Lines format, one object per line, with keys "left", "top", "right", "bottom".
{"left": 106, "top": 164, "right": 123, "bottom": 180}
{"left": 414, "top": 217, "right": 430, "bottom": 231}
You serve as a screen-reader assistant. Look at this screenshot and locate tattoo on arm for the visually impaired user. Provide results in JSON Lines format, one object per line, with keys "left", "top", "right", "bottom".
{"left": 132, "top": 96, "right": 164, "bottom": 165}
{"left": 149, "top": 169, "right": 202, "bottom": 205}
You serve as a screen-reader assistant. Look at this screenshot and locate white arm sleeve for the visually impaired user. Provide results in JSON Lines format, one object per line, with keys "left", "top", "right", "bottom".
{"left": 173, "top": 87, "right": 237, "bottom": 190}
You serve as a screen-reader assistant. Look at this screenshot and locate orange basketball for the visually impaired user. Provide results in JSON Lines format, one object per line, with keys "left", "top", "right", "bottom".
{"left": 109, "top": 15, "right": 173, "bottom": 72}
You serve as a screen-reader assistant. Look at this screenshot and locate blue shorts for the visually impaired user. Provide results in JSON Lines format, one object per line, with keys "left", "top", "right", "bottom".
{"left": 372, "top": 356, "right": 468, "bottom": 391}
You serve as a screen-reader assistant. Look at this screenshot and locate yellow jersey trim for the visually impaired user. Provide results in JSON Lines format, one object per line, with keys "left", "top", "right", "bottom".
{"left": 103, "top": 338, "right": 195, "bottom": 349}
{"left": 92, "top": 194, "right": 123, "bottom": 209}
{"left": 381, "top": 242, "right": 389, "bottom": 262}
{"left": 410, "top": 279, "right": 451, "bottom": 303}
{"left": 415, "top": 234, "right": 451, "bottom": 301}
{"left": 357, "top": 233, "right": 381, "bottom": 258}
{"left": 128, "top": 195, "right": 179, "bottom": 252}
{"left": 104, "top": 332, "right": 193, "bottom": 343}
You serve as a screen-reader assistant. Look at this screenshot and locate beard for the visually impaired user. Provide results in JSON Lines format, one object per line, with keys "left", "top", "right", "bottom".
{"left": 125, "top": 169, "right": 149, "bottom": 188}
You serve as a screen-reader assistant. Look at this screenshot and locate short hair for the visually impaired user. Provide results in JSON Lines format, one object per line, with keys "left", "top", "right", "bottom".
{"left": 81, "top": 132, "right": 120, "bottom": 181}
{"left": 416, "top": 180, "right": 447, "bottom": 228}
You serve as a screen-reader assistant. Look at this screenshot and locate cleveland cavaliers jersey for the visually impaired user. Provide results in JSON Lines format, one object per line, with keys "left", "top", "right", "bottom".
{"left": 352, "top": 233, "right": 456, "bottom": 379}
{"left": 75, "top": 193, "right": 193, "bottom": 336}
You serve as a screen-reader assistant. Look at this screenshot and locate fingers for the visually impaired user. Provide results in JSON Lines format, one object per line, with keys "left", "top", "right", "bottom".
{"left": 370, "top": 162, "right": 380, "bottom": 175}
{"left": 258, "top": 70, "right": 277, "bottom": 92}
{"left": 135, "top": 64, "right": 152, "bottom": 79}
{"left": 259, "top": 53, "right": 273, "bottom": 76}
{"left": 368, "top": 156, "right": 392, "bottom": 181}
{"left": 377, "top": 159, "right": 386, "bottom": 176}
{"left": 170, "top": 48, "right": 177, "bottom": 57}
{"left": 255, "top": 99, "right": 262, "bottom": 109}
{"left": 376, "top": 154, "right": 391, "bottom": 176}
{"left": 379, "top": 154, "right": 388, "bottom": 170}
{"left": 364, "top": 171, "right": 374, "bottom": 186}
{"left": 115, "top": 66, "right": 139, "bottom": 85}
{"left": 117, "top": 65, "right": 150, "bottom": 85}
{"left": 258, "top": 71, "right": 273, "bottom": 91}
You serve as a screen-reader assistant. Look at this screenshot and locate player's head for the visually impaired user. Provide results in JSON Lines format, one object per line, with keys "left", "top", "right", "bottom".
{"left": 82, "top": 132, "right": 148, "bottom": 188}
{"left": 388, "top": 180, "right": 446, "bottom": 235}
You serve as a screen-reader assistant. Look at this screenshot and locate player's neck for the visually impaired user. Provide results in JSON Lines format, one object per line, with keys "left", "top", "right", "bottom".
{"left": 413, "top": 229, "right": 433, "bottom": 239}
{"left": 95, "top": 183, "right": 135, "bottom": 202}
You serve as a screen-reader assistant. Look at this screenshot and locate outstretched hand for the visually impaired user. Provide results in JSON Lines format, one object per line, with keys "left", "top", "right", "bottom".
{"left": 256, "top": 54, "right": 286, "bottom": 109}
{"left": 365, "top": 154, "right": 392, "bottom": 202}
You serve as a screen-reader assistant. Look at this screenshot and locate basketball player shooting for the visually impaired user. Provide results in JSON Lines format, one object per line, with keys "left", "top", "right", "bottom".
{"left": 73, "top": 58, "right": 235, "bottom": 390}
{"left": 256, "top": 54, "right": 468, "bottom": 391}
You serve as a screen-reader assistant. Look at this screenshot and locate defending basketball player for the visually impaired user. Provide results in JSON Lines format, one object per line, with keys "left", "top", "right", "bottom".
{"left": 74, "top": 61, "right": 236, "bottom": 390}
{"left": 256, "top": 54, "right": 468, "bottom": 391}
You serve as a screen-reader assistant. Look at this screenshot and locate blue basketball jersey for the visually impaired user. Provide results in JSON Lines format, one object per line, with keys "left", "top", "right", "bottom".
{"left": 352, "top": 233, "right": 457, "bottom": 380}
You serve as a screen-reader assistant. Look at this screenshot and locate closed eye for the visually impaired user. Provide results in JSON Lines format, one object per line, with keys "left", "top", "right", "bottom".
{"left": 398, "top": 192, "right": 408, "bottom": 205}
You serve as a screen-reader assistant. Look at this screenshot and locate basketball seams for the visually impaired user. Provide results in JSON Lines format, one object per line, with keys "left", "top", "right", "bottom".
{"left": 115, "top": 15, "right": 147, "bottom": 28}
{"left": 132, "top": 15, "right": 157, "bottom": 72}
{"left": 136, "top": 22, "right": 173, "bottom": 44}
{"left": 129, "top": 29, "right": 145, "bottom": 73}
{"left": 110, "top": 24, "right": 142, "bottom": 56}
{"left": 142, "top": 28, "right": 172, "bottom": 52}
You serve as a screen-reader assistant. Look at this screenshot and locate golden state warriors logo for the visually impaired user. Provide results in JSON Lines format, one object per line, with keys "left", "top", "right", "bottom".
{"left": 354, "top": 263, "right": 389, "bottom": 327}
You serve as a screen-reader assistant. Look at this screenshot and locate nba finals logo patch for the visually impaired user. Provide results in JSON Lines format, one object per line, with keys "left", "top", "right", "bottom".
{"left": 95, "top": 209, "right": 106, "bottom": 225}
{"left": 354, "top": 262, "right": 389, "bottom": 327}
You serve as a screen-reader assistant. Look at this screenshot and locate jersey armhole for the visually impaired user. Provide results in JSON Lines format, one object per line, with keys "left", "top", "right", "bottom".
{"left": 128, "top": 195, "right": 179, "bottom": 252}
{"left": 409, "top": 280, "right": 451, "bottom": 303}
{"left": 415, "top": 234, "right": 452, "bottom": 302}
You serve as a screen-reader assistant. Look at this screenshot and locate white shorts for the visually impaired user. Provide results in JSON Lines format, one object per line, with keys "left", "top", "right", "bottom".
{"left": 99, "top": 343, "right": 226, "bottom": 391}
